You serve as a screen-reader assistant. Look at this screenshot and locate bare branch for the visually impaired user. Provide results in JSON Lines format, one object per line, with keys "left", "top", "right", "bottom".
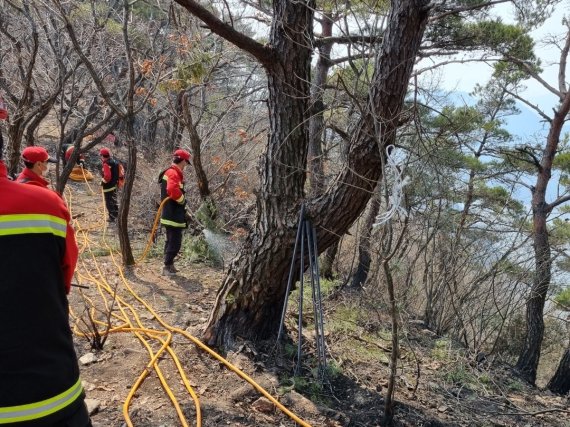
{"left": 558, "top": 22, "right": 570, "bottom": 95}
{"left": 503, "top": 88, "right": 552, "bottom": 123}
{"left": 504, "top": 54, "right": 563, "bottom": 99}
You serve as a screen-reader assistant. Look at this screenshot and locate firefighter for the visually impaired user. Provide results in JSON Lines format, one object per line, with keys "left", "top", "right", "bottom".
{"left": 0, "top": 156, "right": 91, "bottom": 425}
{"left": 16, "top": 146, "right": 56, "bottom": 188}
{"left": 99, "top": 147, "right": 120, "bottom": 223}
{"left": 63, "top": 145, "right": 85, "bottom": 168}
{"left": 159, "top": 149, "right": 191, "bottom": 276}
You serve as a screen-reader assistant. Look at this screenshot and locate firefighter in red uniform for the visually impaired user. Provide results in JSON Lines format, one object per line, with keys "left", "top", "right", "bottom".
{"left": 159, "top": 149, "right": 191, "bottom": 276}
{"left": 63, "top": 145, "right": 85, "bottom": 168}
{"left": 16, "top": 146, "right": 56, "bottom": 188}
{"left": 0, "top": 141, "right": 91, "bottom": 424}
{"left": 99, "top": 147, "right": 120, "bottom": 223}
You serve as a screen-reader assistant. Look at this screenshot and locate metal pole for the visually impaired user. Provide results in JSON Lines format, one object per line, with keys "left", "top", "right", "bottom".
{"left": 277, "top": 204, "right": 305, "bottom": 341}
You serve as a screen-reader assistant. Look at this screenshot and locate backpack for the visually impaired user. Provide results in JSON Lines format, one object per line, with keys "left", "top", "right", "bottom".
{"left": 109, "top": 158, "right": 126, "bottom": 188}
{"left": 117, "top": 161, "right": 125, "bottom": 188}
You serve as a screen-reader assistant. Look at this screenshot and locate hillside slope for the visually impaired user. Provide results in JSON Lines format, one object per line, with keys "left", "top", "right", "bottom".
{"left": 63, "top": 179, "right": 569, "bottom": 427}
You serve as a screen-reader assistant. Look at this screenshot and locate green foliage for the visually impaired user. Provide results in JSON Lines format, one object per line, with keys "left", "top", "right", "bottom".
{"left": 475, "top": 184, "right": 524, "bottom": 215}
{"left": 443, "top": 364, "right": 475, "bottom": 385}
{"left": 325, "top": 304, "right": 359, "bottom": 335}
{"left": 466, "top": 21, "right": 536, "bottom": 60}
{"left": 195, "top": 199, "right": 219, "bottom": 232}
{"left": 507, "top": 379, "right": 524, "bottom": 392}
{"left": 431, "top": 338, "right": 452, "bottom": 361}
{"left": 132, "top": 2, "right": 167, "bottom": 20}
{"left": 89, "top": 247, "right": 111, "bottom": 257}
{"left": 512, "top": 0, "right": 561, "bottom": 30}
{"left": 278, "top": 374, "right": 331, "bottom": 404}
{"left": 425, "top": 14, "right": 537, "bottom": 64}
{"left": 329, "top": 59, "right": 374, "bottom": 99}
{"left": 175, "top": 53, "right": 215, "bottom": 87}
{"left": 550, "top": 218, "right": 570, "bottom": 245}
{"left": 553, "top": 287, "right": 570, "bottom": 311}
{"left": 183, "top": 234, "right": 223, "bottom": 267}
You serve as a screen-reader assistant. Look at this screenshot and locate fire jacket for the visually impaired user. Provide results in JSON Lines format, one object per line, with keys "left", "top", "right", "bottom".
{"left": 16, "top": 168, "right": 49, "bottom": 188}
{"left": 159, "top": 164, "right": 187, "bottom": 228}
{"left": 64, "top": 146, "right": 85, "bottom": 166}
{"left": 101, "top": 157, "right": 119, "bottom": 193}
{"left": 0, "top": 161, "right": 83, "bottom": 425}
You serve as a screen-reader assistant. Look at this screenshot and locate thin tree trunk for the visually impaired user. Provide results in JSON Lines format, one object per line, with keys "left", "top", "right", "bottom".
{"left": 320, "top": 242, "right": 338, "bottom": 280}
{"left": 182, "top": 91, "right": 211, "bottom": 199}
{"left": 383, "top": 259, "right": 398, "bottom": 426}
{"left": 516, "top": 90, "right": 570, "bottom": 384}
{"left": 307, "top": 12, "right": 334, "bottom": 196}
{"left": 351, "top": 192, "right": 381, "bottom": 288}
{"left": 118, "top": 116, "right": 136, "bottom": 266}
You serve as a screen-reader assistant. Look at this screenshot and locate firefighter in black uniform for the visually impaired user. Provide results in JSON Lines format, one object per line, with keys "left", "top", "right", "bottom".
{"left": 0, "top": 131, "right": 92, "bottom": 425}
{"left": 159, "top": 149, "right": 191, "bottom": 275}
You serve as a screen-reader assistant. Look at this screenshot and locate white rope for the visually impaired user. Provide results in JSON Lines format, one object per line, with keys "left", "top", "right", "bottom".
{"left": 373, "top": 145, "right": 410, "bottom": 228}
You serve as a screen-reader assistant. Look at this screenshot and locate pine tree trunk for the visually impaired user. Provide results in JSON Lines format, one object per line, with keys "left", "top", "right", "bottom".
{"left": 547, "top": 347, "right": 570, "bottom": 395}
{"left": 351, "top": 193, "right": 381, "bottom": 288}
{"left": 515, "top": 204, "right": 549, "bottom": 384}
{"left": 203, "top": 0, "right": 431, "bottom": 348}
{"left": 516, "top": 91, "right": 570, "bottom": 384}
{"left": 307, "top": 12, "right": 334, "bottom": 196}
{"left": 320, "top": 242, "right": 338, "bottom": 280}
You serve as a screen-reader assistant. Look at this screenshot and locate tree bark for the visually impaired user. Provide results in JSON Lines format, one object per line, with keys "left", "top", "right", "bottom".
{"left": 320, "top": 242, "right": 338, "bottom": 281}
{"left": 515, "top": 90, "right": 570, "bottom": 384}
{"left": 351, "top": 192, "right": 381, "bottom": 288}
{"left": 198, "top": 0, "right": 431, "bottom": 348}
{"left": 547, "top": 347, "right": 570, "bottom": 395}
{"left": 307, "top": 12, "right": 334, "bottom": 196}
{"left": 118, "top": 116, "right": 136, "bottom": 266}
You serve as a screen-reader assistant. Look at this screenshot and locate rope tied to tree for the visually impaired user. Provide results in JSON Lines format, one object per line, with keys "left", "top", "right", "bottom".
{"left": 373, "top": 144, "right": 410, "bottom": 228}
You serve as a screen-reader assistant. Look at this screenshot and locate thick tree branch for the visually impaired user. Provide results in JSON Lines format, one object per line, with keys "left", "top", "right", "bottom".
{"left": 429, "top": 0, "right": 510, "bottom": 22}
{"left": 515, "top": 146, "right": 543, "bottom": 171}
{"left": 173, "top": 0, "right": 274, "bottom": 67}
{"left": 546, "top": 194, "right": 570, "bottom": 212}
{"left": 504, "top": 54, "right": 563, "bottom": 99}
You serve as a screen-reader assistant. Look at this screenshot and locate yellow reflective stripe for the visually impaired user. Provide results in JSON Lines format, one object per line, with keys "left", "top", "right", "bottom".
{"left": 102, "top": 186, "right": 116, "bottom": 192}
{"left": 160, "top": 218, "right": 186, "bottom": 228}
{"left": 175, "top": 195, "right": 184, "bottom": 203}
{"left": 0, "top": 214, "right": 67, "bottom": 238}
{"left": 0, "top": 378, "right": 82, "bottom": 424}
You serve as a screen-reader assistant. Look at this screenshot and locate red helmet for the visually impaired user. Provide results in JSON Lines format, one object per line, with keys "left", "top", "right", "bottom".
{"left": 173, "top": 149, "right": 191, "bottom": 161}
{"left": 99, "top": 147, "right": 111, "bottom": 157}
{"left": 22, "top": 146, "right": 55, "bottom": 163}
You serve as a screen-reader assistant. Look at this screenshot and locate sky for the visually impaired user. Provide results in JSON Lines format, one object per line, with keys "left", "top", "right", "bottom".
{"left": 434, "top": 2, "right": 569, "bottom": 138}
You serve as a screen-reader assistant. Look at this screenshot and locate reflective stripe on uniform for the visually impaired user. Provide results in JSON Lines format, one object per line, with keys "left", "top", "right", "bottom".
{"left": 102, "top": 186, "right": 116, "bottom": 192}
{"left": 160, "top": 218, "right": 186, "bottom": 228}
{"left": 0, "top": 378, "right": 82, "bottom": 424}
{"left": 0, "top": 214, "right": 67, "bottom": 238}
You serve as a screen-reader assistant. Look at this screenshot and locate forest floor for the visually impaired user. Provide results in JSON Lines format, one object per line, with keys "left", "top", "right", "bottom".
{"left": 64, "top": 179, "right": 569, "bottom": 427}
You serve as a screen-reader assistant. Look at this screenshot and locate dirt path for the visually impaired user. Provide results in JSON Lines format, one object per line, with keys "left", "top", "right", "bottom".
{"left": 66, "top": 181, "right": 329, "bottom": 427}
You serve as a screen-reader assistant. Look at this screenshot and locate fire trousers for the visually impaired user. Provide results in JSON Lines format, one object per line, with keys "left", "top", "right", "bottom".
{"left": 164, "top": 226, "right": 183, "bottom": 266}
